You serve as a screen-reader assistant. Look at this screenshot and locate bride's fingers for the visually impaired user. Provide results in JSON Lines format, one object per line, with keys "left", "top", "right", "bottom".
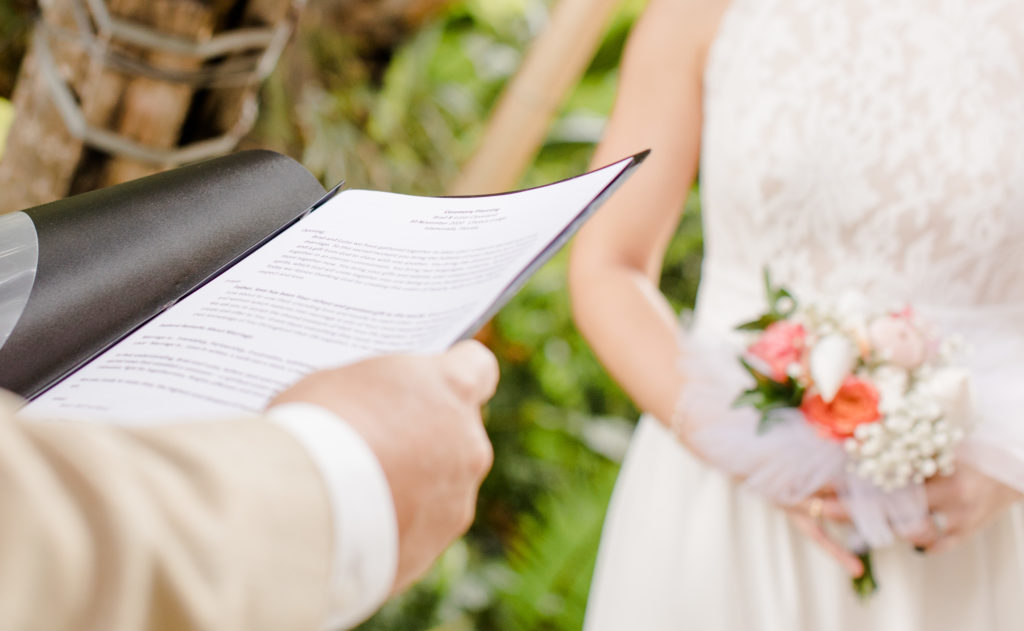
{"left": 789, "top": 513, "right": 864, "bottom": 577}
{"left": 924, "top": 474, "right": 963, "bottom": 508}
{"left": 813, "top": 484, "right": 838, "bottom": 499}
{"left": 903, "top": 506, "right": 963, "bottom": 551}
{"left": 821, "top": 497, "right": 850, "bottom": 522}
{"left": 903, "top": 519, "right": 940, "bottom": 550}
{"left": 925, "top": 532, "right": 963, "bottom": 556}
{"left": 792, "top": 496, "right": 851, "bottom": 523}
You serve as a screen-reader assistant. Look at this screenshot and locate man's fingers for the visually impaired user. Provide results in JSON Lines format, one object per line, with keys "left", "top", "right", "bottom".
{"left": 441, "top": 340, "right": 500, "bottom": 404}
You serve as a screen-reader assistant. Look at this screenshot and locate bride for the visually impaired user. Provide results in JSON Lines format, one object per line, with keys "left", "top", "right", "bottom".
{"left": 569, "top": 0, "right": 1024, "bottom": 628}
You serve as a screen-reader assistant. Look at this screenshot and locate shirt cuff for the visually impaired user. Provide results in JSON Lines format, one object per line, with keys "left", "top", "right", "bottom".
{"left": 266, "top": 403, "right": 398, "bottom": 630}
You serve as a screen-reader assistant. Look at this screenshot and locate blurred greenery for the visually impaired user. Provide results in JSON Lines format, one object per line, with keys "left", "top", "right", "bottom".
{"left": 0, "top": 0, "right": 32, "bottom": 98}
{"left": 0, "top": 0, "right": 705, "bottom": 628}
{"left": 0, "top": 98, "right": 12, "bottom": 155}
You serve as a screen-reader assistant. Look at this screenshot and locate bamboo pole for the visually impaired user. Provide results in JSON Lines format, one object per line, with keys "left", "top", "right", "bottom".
{"left": 448, "top": 0, "right": 622, "bottom": 196}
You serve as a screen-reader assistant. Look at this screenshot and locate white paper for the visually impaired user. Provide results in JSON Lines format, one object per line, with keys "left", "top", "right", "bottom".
{"left": 21, "top": 158, "right": 634, "bottom": 423}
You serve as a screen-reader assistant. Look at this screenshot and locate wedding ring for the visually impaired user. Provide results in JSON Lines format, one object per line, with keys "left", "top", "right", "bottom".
{"left": 808, "top": 497, "right": 824, "bottom": 521}
{"left": 930, "top": 510, "right": 949, "bottom": 536}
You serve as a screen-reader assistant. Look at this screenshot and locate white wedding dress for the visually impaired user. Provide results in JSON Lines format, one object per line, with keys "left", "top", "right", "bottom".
{"left": 584, "top": 1, "right": 1024, "bottom": 629}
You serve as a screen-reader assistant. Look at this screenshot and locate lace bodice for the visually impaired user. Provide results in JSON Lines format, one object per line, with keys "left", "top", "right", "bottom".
{"left": 695, "top": 0, "right": 1024, "bottom": 331}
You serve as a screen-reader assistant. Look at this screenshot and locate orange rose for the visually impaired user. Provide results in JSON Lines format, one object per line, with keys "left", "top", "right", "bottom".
{"left": 800, "top": 377, "right": 881, "bottom": 441}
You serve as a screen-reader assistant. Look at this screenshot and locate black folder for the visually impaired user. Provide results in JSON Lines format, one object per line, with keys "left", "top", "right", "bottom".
{"left": 0, "top": 150, "right": 327, "bottom": 397}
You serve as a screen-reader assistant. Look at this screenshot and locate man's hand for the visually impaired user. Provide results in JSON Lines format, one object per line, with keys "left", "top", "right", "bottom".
{"left": 270, "top": 340, "right": 499, "bottom": 592}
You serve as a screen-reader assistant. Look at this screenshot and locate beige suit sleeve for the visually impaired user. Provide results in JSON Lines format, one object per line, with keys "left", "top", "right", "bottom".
{"left": 0, "top": 397, "right": 333, "bottom": 631}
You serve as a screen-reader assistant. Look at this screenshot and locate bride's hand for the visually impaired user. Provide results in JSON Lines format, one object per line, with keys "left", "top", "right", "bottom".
{"left": 786, "top": 489, "right": 864, "bottom": 578}
{"left": 906, "top": 463, "right": 1023, "bottom": 555}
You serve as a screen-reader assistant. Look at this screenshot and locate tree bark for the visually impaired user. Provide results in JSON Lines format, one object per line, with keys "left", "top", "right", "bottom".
{"left": 0, "top": 0, "right": 455, "bottom": 213}
{"left": 0, "top": 0, "right": 284, "bottom": 212}
{"left": 92, "top": 0, "right": 223, "bottom": 188}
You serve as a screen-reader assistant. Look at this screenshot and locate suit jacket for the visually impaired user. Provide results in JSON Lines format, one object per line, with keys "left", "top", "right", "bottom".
{"left": 0, "top": 394, "right": 333, "bottom": 631}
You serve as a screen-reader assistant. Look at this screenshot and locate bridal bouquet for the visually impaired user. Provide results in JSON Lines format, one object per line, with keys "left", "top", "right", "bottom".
{"left": 732, "top": 272, "right": 969, "bottom": 596}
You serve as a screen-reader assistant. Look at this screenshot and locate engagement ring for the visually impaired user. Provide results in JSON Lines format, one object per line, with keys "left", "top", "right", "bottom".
{"left": 808, "top": 497, "right": 824, "bottom": 521}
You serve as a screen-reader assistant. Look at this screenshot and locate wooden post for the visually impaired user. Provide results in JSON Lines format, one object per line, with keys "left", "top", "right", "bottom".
{"left": 95, "top": 0, "right": 222, "bottom": 187}
{"left": 0, "top": 0, "right": 458, "bottom": 213}
{"left": 448, "top": 0, "right": 622, "bottom": 196}
{"left": 0, "top": 0, "right": 292, "bottom": 213}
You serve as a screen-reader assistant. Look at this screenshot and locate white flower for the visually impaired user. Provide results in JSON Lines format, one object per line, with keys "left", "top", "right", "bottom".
{"left": 917, "top": 367, "right": 975, "bottom": 432}
{"left": 874, "top": 366, "right": 909, "bottom": 411}
{"left": 857, "top": 459, "right": 878, "bottom": 477}
{"left": 883, "top": 412, "right": 912, "bottom": 433}
{"left": 868, "top": 315, "right": 927, "bottom": 369}
{"left": 809, "top": 333, "right": 859, "bottom": 402}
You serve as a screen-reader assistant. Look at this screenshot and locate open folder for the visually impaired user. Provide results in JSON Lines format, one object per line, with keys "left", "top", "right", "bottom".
{"left": 12, "top": 149, "right": 646, "bottom": 423}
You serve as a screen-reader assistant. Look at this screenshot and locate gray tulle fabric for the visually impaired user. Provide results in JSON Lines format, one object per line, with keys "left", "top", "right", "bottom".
{"left": 0, "top": 212, "right": 38, "bottom": 350}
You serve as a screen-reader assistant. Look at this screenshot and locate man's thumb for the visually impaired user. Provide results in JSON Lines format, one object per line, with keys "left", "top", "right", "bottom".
{"left": 441, "top": 340, "right": 499, "bottom": 404}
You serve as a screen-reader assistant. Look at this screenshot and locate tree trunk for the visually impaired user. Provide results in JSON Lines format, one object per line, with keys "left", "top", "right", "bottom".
{"left": 0, "top": 0, "right": 286, "bottom": 213}
{"left": 0, "top": 0, "right": 455, "bottom": 213}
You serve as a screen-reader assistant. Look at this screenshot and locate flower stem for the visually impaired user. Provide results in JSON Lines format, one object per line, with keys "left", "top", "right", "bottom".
{"left": 851, "top": 551, "right": 878, "bottom": 600}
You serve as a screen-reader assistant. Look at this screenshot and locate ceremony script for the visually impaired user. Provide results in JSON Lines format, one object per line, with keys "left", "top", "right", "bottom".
{"left": 21, "top": 153, "right": 645, "bottom": 423}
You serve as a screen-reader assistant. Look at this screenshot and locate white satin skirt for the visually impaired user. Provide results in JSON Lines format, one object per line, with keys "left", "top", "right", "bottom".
{"left": 583, "top": 416, "right": 1024, "bottom": 631}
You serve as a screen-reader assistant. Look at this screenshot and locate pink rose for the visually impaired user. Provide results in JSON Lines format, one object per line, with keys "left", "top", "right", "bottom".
{"left": 748, "top": 321, "right": 806, "bottom": 381}
{"left": 868, "top": 314, "right": 926, "bottom": 369}
{"left": 801, "top": 377, "right": 882, "bottom": 441}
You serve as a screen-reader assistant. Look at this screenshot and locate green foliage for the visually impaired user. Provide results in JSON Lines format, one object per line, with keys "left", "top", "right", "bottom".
{"left": 734, "top": 358, "right": 806, "bottom": 433}
{"left": 496, "top": 463, "right": 619, "bottom": 631}
{"left": 731, "top": 271, "right": 805, "bottom": 432}
{"left": 735, "top": 269, "right": 798, "bottom": 331}
{"left": 0, "top": 0, "right": 33, "bottom": 99}
{"left": 0, "top": 97, "right": 13, "bottom": 157}
{"left": 259, "top": 0, "right": 554, "bottom": 196}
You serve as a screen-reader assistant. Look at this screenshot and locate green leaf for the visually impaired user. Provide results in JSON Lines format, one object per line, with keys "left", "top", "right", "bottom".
{"left": 851, "top": 551, "right": 878, "bottom": 600}
{"left": 734, "top": 358, "right": 806, "bottom": 434}
{"left": 736, "top": 314, "right": 780, "bottom": 331}
{"left": 735, "top": 268, "right": 798, "bottom": 332}
{"left": 732, "top": 389, "right": 767, "bottom": 409}
{"left": 771, "top": 287, "right": 798, "bottom": 318}
{"left": 738, "top": 358, "right": 774, "bottom": 387}
{"left": 756, "top": 407, "right": 792, "bottom": 434}
{"left": 786, "top": 382, "right": 807, "bottom": 407}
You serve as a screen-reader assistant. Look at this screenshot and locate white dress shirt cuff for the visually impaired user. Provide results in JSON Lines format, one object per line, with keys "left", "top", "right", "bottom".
{"left": 266, "top": 403, "right": 398, "bottom": 630}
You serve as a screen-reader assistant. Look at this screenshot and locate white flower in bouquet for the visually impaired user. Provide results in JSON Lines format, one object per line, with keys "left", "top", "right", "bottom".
{"left": 809, "top": 333, "right": 859, "bottom": 402}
